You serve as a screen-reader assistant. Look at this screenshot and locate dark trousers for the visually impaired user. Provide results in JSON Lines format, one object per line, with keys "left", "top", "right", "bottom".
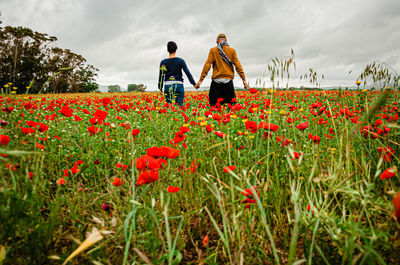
{"left": 209, "top": 80, "right": 236, "bottom": 106}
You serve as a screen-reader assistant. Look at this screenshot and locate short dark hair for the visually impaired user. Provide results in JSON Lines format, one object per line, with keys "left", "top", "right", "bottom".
{"left": 167, "top": 41, "right": 177, "bottom": 53}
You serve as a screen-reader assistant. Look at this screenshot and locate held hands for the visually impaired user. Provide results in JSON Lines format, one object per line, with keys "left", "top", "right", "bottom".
{"left": 194, "top": 81, "right": 202, "bottom": 89}
{"left": 194, "top": 80, "right": 247, "bottom": 89}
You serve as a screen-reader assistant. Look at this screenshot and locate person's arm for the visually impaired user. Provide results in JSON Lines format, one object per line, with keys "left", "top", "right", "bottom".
{"left": 232, "top": 50, "right": 248, "bottom": 88}
{"left": 181, "top": 59, "right": 196, "bottom": 86}
{"left": 197, "top": 49, "right": 214, "bottom": 87}
{"left": 158, "top": 62, "right": 165, "bottom": 91}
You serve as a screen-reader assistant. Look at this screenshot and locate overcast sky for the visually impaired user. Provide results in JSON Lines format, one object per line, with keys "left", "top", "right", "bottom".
{"left": 1, "top": 0, "right": 399, "bottom": 90}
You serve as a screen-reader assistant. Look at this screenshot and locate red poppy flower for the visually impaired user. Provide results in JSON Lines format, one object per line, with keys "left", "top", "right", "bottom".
{"left": 101, "top": 203, "right": 112, "bottom": 212}
{"left": 249, "top": 88, "right": 258, "bottom": 94}
{"left": 101, "top": 203, "right": 112, "bottom": 217}
{"left": 58, "top": 106, "right": 73, "bottom": 117}
{"left": 296, "top": 121, "right": 309, "bottom": 130}
{"left": 202, "top": 235, "right": 209, "bottom": 247}
{"left": 161, "top": 146, "right": 180, "bottom": 159}
{"left": 136, "top": 170, "right": 159, "bottom": 186}
{"left": 241, "top": 185, "right": 259, "bottom": 207}
{"left": 0, "top": 134, "right": 10, "bottom": 146}
{"left": 179, "top": 126, "right": 191, "bottom": 133}
{"left": 146, "top": 146, "right": 163, "bottom": 158}
{"left": 62, "top": 169, "right": 69, "bottom": 177}
{"left": 20, "top": 127, "right": 35, "bottom": 134}
{"left": 134, "top": 155, "right": 167, "bottom": 172}
{"left": 37, "top": 123, "right": 49, "bottom": 133}
{"left": 94, "top": 109, "right": 108, "bottom": 122}
{"left": 56, "top": 178, "right": 66, "bottom": 185}
{"left": 35, "top": 142, "right": 45, "bottom": 150}
{"left": 112, "top": 177, "right": 124, "bottom": 186}
{"left": 377, "top": 146, "right": 395, "bottom": 162}
{"left": 87, "top": 125, "right": 102, "bottom": 135}
{"left": 70, "top": 164, "right": 80, "bottom": 174}
{"left": 74, "top": 115, "right": 83, "bottom": 121}
{"left": 172, "top": 131, "right": 186, "bottom": 144}
{"left": 308, "top": 133, "right": 321, "bottom": 144}
{"left": 214, "top": 131, "right": 226, "bottom": 138}
{"left": 205, "top": 124, "right": 214, "bottom": 133}
{"left": 223, "top": 165, "right": 236, "bottom": 173}
{"left": 101, "top": 97, "right": 112, "bottom": 105}
{"left": 89, "top": 117, "right": 98, "bottom": 125}
{"left": 167, "top": 186, "right": 181, "bottom": 193}
{"left": 380, "top": 167, "right": 397, "bottom": 180}
{"left": 212, "top": 113, "right": 222, "bottom": 121}
{"left": 393, "top": 192, "right": 400, "bottom": 222}
{"left": 187, "top": 159, "right": 199, "bottom": 174}
{"left": 259, "top": 122, "right": 279, "bottom": 132}
{"left": 131, "top": 128, "right": 140, "bottom": 138}
{"left": 292, "top": 152, "right": 303, "bottom": 160}
{"left": 26, "top": 120, "right": 37, "bottom": 127}
{"left": 245, "top": 121, "right": 258, "bottom": 133}
{"left": 2, "top": 106, "right": 14, "bottom": 113}
{"left": 241, "top": 186, "right": 260, "bottom": 198}
{"left": 282, "top": 139, "right": 292, "bottom": 146}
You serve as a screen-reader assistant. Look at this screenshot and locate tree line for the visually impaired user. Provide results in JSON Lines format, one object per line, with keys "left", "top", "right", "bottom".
{"left": 0, "top": 12, "right": 98, "bottom": 94}
{"left": 107, "top": 84, "right": 147, "bottom": 93}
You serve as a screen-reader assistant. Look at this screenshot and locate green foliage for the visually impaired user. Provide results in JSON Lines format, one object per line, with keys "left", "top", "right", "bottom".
{"left": 127, "top": 83, "right": 147, "bottom": 92}
{"left": 0, "top": 180, "right": 60, "bottom": 264}
{"left": 0, "top": 20, "right": 98, "bottom": 94}
{"left": 127, "top": 84, "right": 137, "bottom": 92}
{"left": 82, "top": 82, "right": 99, "bottom": 93}
{"left": 108, "top": 85, "right": 121, "bottom": 93}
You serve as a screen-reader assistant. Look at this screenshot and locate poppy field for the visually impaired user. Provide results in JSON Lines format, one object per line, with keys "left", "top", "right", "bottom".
{"left": 0, "top": 88, "right": 400, "bottom": 264}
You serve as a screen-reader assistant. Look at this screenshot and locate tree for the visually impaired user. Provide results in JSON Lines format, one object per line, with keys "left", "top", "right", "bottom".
{"left": 0, "top": 15, "right": 98, "bottom": 94}
{"left": 108, "top": 85, "right": 121, "bottom": 93}
{"left": 136, "top": 84, "right": 147, "bottom": 92}
{"left": 127, "top": 83, "right": 146, "bottom": 92}
{"left": 45, "top": 47, "right": 99, "bottom": 93}
{"left": 127, "top": 83, "right": 137, "bottom": 92}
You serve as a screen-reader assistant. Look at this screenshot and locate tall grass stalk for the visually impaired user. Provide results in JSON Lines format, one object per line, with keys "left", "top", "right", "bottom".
{"left": 246, "top": 180, "right": 280, "bottom": 264}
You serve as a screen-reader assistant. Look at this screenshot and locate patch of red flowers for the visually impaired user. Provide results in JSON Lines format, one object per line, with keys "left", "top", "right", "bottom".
{"left": 146, "top": 146, "right": 180, "bottom": 159}
{"left": 393, "top": 192, "right": 400, "bottom": 222}
{"left": 167, "top": 186, "right": 181, "bottom": 193}
{"left": 136, "top": 170, "right": 159, "bottom": 186}
{"left": 377, "top": 146, "right": 395, "bottom": 162}
{"left": 223, "top": 165, "right": 236, "bottom": 173}
{"left": 241, "top": 186, "right": 260, "bottom": 208}
{"left": 0, "top": 134, "right": 10, "bottom": 146}
{"left": 112, "top": 177, "right": 124, "bottom": 186}
{"left": 296, "top": 121, "right": 309, "bottom": 130}
{"left": 380, "top": 167, "right": 397, "bottom": 180}
{"left": 259, "top": 122, "right": 279, "bottom": 132}
{"left": 58, "top": 105, "right": 73, "bottom": 117}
